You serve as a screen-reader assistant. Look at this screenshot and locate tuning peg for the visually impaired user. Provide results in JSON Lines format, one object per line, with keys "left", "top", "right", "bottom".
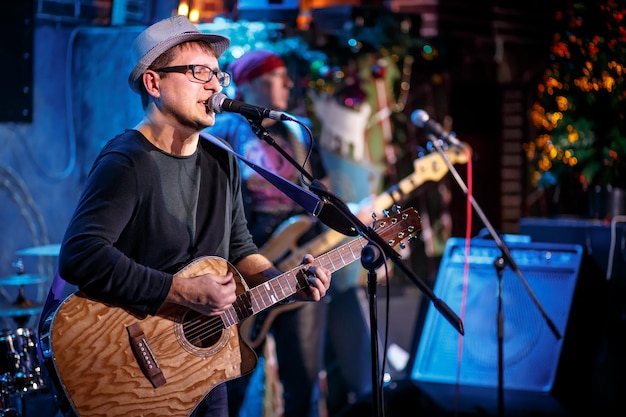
{"left": 369, "top": 212, "right": 377, "bottom": 228}
{"left": 390, "top": 204, "right": 401, "bottom": 214}
{"left": 382, "top": 209, "right": 390, "bottom": 217}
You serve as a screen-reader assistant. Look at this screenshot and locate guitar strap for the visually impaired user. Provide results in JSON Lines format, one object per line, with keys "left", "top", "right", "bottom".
{"left": 37, "top": 269, "right": 66, "bottom": 359}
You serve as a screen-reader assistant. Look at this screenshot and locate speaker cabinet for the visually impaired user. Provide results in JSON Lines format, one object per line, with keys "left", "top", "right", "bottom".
{"left": 519, "top": 217, "right": 626, "bottom": 281}
{"left": 411, "top": 237, "right": 592, "bottom": 415}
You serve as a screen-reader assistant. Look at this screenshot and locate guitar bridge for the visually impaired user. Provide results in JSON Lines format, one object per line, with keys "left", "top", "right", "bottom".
{"left": 127, "top": 322, "right": 166, "bottom": 388}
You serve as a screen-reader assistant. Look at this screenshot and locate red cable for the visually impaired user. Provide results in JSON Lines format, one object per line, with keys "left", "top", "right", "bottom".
{"left": 454, "top": 145, "right": 473, "bottom": 415}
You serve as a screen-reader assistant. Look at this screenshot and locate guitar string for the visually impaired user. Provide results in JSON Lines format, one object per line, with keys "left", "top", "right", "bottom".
{"left": 149, "top": 267, "right": 307, "bottom": 347}
{"left": 185, "top": 155, "right": 442, "bottom": 346}
{"left": 180, "top": 268, "right": 310, "bottom": 344}
{"left": 176, "top": 238, "right": 373, "bottom": 347}
{"left": 146, "top": 247, "right": 356, "bottom": 351}
{"left": 182, "top": 220, "right": 405, "bottom": 346}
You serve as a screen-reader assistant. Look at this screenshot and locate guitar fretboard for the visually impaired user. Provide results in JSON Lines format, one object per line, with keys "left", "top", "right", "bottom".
{"left": 220, "top": 207, "right": 418, "bottom": 329}
{"left": 222, "top": 236, "right": 369, "bottom": 327}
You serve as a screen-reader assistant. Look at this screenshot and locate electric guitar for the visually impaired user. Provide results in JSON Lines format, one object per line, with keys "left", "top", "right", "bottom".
{"left": 241, "top": 146, "right": 469, "bottom": 348}
{"left": 38, "top": 208, "right": 420, "bottom": 417}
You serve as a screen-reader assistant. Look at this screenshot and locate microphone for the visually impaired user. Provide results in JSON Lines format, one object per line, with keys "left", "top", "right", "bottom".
{"left": 411, "top": 109, "right": 463, "bottom": 147}
{"left": 210, "top": 92, "right": 295, "bottom": 121}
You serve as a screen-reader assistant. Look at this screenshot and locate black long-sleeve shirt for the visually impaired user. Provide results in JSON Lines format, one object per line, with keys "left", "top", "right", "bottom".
{"left": 58, "top": 130, "right": 258, "bottom": 316}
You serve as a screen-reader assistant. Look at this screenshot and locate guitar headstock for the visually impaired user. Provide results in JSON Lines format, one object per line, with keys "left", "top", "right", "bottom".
{"left": 373, "top": 207, "right": 421, "bottom": 249}
{"left": 444, "top": 143, "right": 470, "bottom": 164}
{"left": 411, "top": 144, "right": 471, "bottom": 184}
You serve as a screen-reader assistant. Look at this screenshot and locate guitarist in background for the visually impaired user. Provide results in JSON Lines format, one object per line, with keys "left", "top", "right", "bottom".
{"left": 51, "top": 16, "right": 331, "bottom": 417}
{"left": 204, "top": 50, "right": 374, "bottom": 417}
{"left": 204, "top": 49, "right": 331, "bottom": 417}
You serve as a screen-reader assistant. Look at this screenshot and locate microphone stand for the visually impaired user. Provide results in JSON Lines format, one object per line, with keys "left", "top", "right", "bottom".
{"left": 361, "top": 243, "right": 386, "bottom": 417}
{"left": 426, "top": 133, "right": 561, "bottom": 417}
{"left": 247, "top": 118, "right": 464, "bottom": 416}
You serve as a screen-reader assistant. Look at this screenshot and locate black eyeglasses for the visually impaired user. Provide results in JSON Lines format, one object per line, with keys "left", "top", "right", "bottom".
{"left": 154, "top": 65, "right": 231, "bottom": 87}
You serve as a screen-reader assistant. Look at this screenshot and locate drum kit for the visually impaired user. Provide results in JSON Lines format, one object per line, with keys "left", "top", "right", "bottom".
{"left": 0, "top": 244, "right": 59, "bottom": 417}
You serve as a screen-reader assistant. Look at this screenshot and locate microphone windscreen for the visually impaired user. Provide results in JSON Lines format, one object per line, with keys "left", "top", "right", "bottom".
{"left": 410, "top": 109, "right": 429, "bottom": 127}
{"left": 210, "top": 92, "right": 227, "bottom": 113}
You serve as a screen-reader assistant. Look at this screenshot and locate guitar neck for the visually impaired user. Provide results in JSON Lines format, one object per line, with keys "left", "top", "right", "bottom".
{"left": 227, "top": 207, "right": 420, "bottom": 328}
{"left": 225, "top": 236, "right": 368, "bottom": 327}
{"left": 372, "top": 169, "right": 424, "bottom": 213}
{"left": 275, "top": 157, "right": 436, "bottom": 272}
{"left": 377, "top": 148, "right": 464, "bottom": 210}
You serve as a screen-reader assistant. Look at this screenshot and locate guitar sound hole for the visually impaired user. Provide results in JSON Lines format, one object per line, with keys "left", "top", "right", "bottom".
{"left": 182, "top": 310, "right": 223, "bottom": 349}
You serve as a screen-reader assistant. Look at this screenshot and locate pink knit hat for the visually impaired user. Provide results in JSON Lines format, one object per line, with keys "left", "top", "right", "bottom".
{"left": 228, "top": 50, "right": 286, "bottom": 86}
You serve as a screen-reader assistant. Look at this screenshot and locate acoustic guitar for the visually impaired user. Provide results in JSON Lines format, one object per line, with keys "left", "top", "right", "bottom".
{"left": 39, "top": 208, "right": 421, "bottom": 417}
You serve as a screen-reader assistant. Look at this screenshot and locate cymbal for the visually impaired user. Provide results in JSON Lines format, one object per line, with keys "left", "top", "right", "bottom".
{"left": 0, "top": 304, "right": 43, "bottom": 317}
{"left": 16, "top": 243, "right": 61, "bottom": 257}
{"left": 0, "top": 274, "right": 48, "bottom": 285}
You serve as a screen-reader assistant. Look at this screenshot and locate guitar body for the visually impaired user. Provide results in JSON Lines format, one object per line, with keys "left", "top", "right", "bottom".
{"left": 40, "top": 256, "right": 257, "bottom": 417}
